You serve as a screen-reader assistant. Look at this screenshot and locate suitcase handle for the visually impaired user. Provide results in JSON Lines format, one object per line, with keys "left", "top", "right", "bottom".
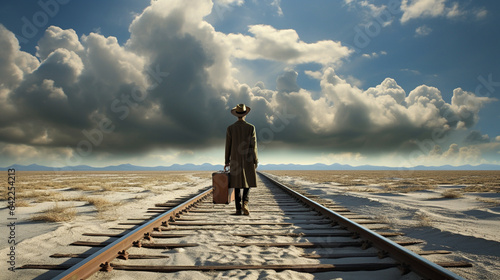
{"left": 224, "top": 165, "right": 229, "bottom": 172}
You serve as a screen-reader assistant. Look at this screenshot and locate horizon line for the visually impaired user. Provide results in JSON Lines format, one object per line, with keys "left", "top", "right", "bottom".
{"left": 3, "top": 162, "right": 500, "bottom": 171}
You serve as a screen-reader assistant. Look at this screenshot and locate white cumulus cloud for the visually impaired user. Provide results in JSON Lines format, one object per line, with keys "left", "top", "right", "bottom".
{"left": 36, "top": 26, "right": 84, "bottom": 60}
{"left": 224, "top": 24, "right": 353, "bottom": 66}
{"left": 401, "top": 0, "right": 447, "bottom": 23}
{"left": 401, "top": 0, "right": 483, "bottom": 23}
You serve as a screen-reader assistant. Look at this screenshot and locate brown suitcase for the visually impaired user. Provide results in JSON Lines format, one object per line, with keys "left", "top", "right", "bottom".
{"left": 212, "top": 171, "right": 234, "bottom": 204}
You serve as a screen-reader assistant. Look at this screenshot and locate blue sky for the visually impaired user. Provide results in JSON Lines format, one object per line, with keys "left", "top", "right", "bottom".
{"left": 0, "top": 0, "right": 499, "bottom": 167}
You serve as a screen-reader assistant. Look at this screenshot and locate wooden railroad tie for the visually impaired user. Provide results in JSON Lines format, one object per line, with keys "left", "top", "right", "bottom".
{"left": 217, "top": 241, "right": 422, "bottom": 248}
{"left": 101, "top": 263, "right": 401, "bottom": 273}
{"left": 70, "top": 241, "right": 198, "bottom": 248}
{"left": 167, "top": 220, "right": 334, "bottom": 226}
{"left": 168, "top": 221, "right": 294, "bottom": 226}
{"left": 19, "top": 261, "right": 472, "bottom": 272}
{"left": 232, "top": 231, "right": 404, "bottom": 238}
{"left": 50, "top": 253, "right": 170, "bottom": 259}
{"left": 301, "top": 250, "right": 453, "bottom": 259}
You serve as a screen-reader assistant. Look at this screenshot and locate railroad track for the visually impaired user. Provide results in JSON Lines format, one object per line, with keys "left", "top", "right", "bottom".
{"left": 20, "top": 172, "right": 471, "bottom": 279}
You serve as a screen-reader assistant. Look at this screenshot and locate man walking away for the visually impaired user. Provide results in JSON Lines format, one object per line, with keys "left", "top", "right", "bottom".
{"left": 224, "top": 104, "right": 258, "bottom": 215}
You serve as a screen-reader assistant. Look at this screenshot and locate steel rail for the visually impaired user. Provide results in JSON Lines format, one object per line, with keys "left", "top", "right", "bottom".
{"left": 52, "top": 186, "right": 213, "bottom": 280}
{"left": 258, "top": 172, "right": 466, "bottom": 280}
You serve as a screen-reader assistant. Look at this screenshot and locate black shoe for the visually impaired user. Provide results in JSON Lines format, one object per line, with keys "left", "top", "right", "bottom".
{"left": 233, "top": 210, "right": 242, "bottom": 215}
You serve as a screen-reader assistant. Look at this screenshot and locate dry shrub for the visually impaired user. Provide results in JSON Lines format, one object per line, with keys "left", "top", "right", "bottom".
{"left": 31, "top": 204, "right": 77, "bottom": 222}
{"left": 441, "top": 190, "right": 463, "bottom": 199}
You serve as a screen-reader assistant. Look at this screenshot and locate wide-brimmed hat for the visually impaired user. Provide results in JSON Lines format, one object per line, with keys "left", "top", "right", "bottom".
{"left": 231, "top": 103, "right": 251, "bottom": 117}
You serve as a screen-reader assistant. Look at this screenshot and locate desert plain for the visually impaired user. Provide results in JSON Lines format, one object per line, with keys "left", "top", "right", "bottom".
{"left": 1, "top": 170, "right": 499, "bottom": 280}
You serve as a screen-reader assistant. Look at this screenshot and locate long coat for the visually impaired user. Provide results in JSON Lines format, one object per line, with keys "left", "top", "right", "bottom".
{"left": 225, "top": 120, "right": 258, "bottom": 188}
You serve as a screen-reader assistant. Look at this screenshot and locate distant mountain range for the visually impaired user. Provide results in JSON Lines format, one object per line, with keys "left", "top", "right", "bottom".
{"left": 3, "top": 163, "right": 500, "bottom": 171}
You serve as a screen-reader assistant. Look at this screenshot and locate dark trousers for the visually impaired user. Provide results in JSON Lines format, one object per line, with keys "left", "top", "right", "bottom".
{"left": 235, "top": 188, "right": 250, "bottom": 210}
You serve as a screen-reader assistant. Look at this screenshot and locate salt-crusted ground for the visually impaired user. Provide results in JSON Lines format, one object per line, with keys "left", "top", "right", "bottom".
{"left": 1, "top": 171, "right": 499, "bottom": 280}
{"left": 266, "top": 173, "right": 500, "bottom": 280}
{"left": 0, "top": 172, "right": 212, "bottom": 280}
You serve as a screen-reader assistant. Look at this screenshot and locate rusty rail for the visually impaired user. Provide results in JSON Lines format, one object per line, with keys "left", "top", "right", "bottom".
{"left": 258, "top": 172, "right": 466, "bottom": 280}
{"left": 51, "top": 186, "right": 213, "bottom": 280}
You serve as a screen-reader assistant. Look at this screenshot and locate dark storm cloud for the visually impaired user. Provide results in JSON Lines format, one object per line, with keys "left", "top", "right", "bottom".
{"left": 464, "top": 130, "right": 490, "bottom": 145}
{"left": 0, "top": 1, "right": 233, "bottom": 157}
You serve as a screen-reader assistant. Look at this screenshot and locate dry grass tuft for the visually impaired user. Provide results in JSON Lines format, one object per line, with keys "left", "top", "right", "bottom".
{"left": 89, "top": 197, "right": 121, "bottom": 211}
{"left": 344, "top": 187, "right": 378, "bottom": 192}
{"left": 74, "top": 196, "right": 121, "bottom": 212}
{"left": 134, "top": 193, "right": 150, "bottom": 199}
{"left": 16, "top": 200, "right": 32, "bottom": 207}
{"left": 441, "top": 190, "right": 463, "bottom": 199}
{"left": 383, "top": 184, "right": 436, "bottom": 193}
{"left": 100, "top": 184, "right": 120, "bottom": 192}
{"left": 414, "top": 212, "right": 433, "bottom": 227}
{"left": 71, "top": 184, "right": 102, "bottom": 192}
{"left": 16, "top": 190, "right": 43, "bottom": 199}
{"left": 375, "top": 215, "right": 394, "bottom": 226}
{"left": 476, "top": 197, "right": 500, "bottom": 206}
{"left": 33, "top": 191, "right": 65, "bottom": 202}
{"left": 86, "top": 197, "right": 112, "bottom": 210}
{"left": 31, "top": 204, "right": 77, "bottom": 222}
{"left": 463, "top": 185, "right": 498, "bottom": 193}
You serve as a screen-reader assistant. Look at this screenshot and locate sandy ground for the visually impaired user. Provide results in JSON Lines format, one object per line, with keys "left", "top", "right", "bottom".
{"left": 264, "top": 173, "right": 500, "bottom": 280}
{"left": 0, "top": 173, "right": 212, "bottom": 280}
{"left": 1, "top": 171, "right": 499, "bottom": 279}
